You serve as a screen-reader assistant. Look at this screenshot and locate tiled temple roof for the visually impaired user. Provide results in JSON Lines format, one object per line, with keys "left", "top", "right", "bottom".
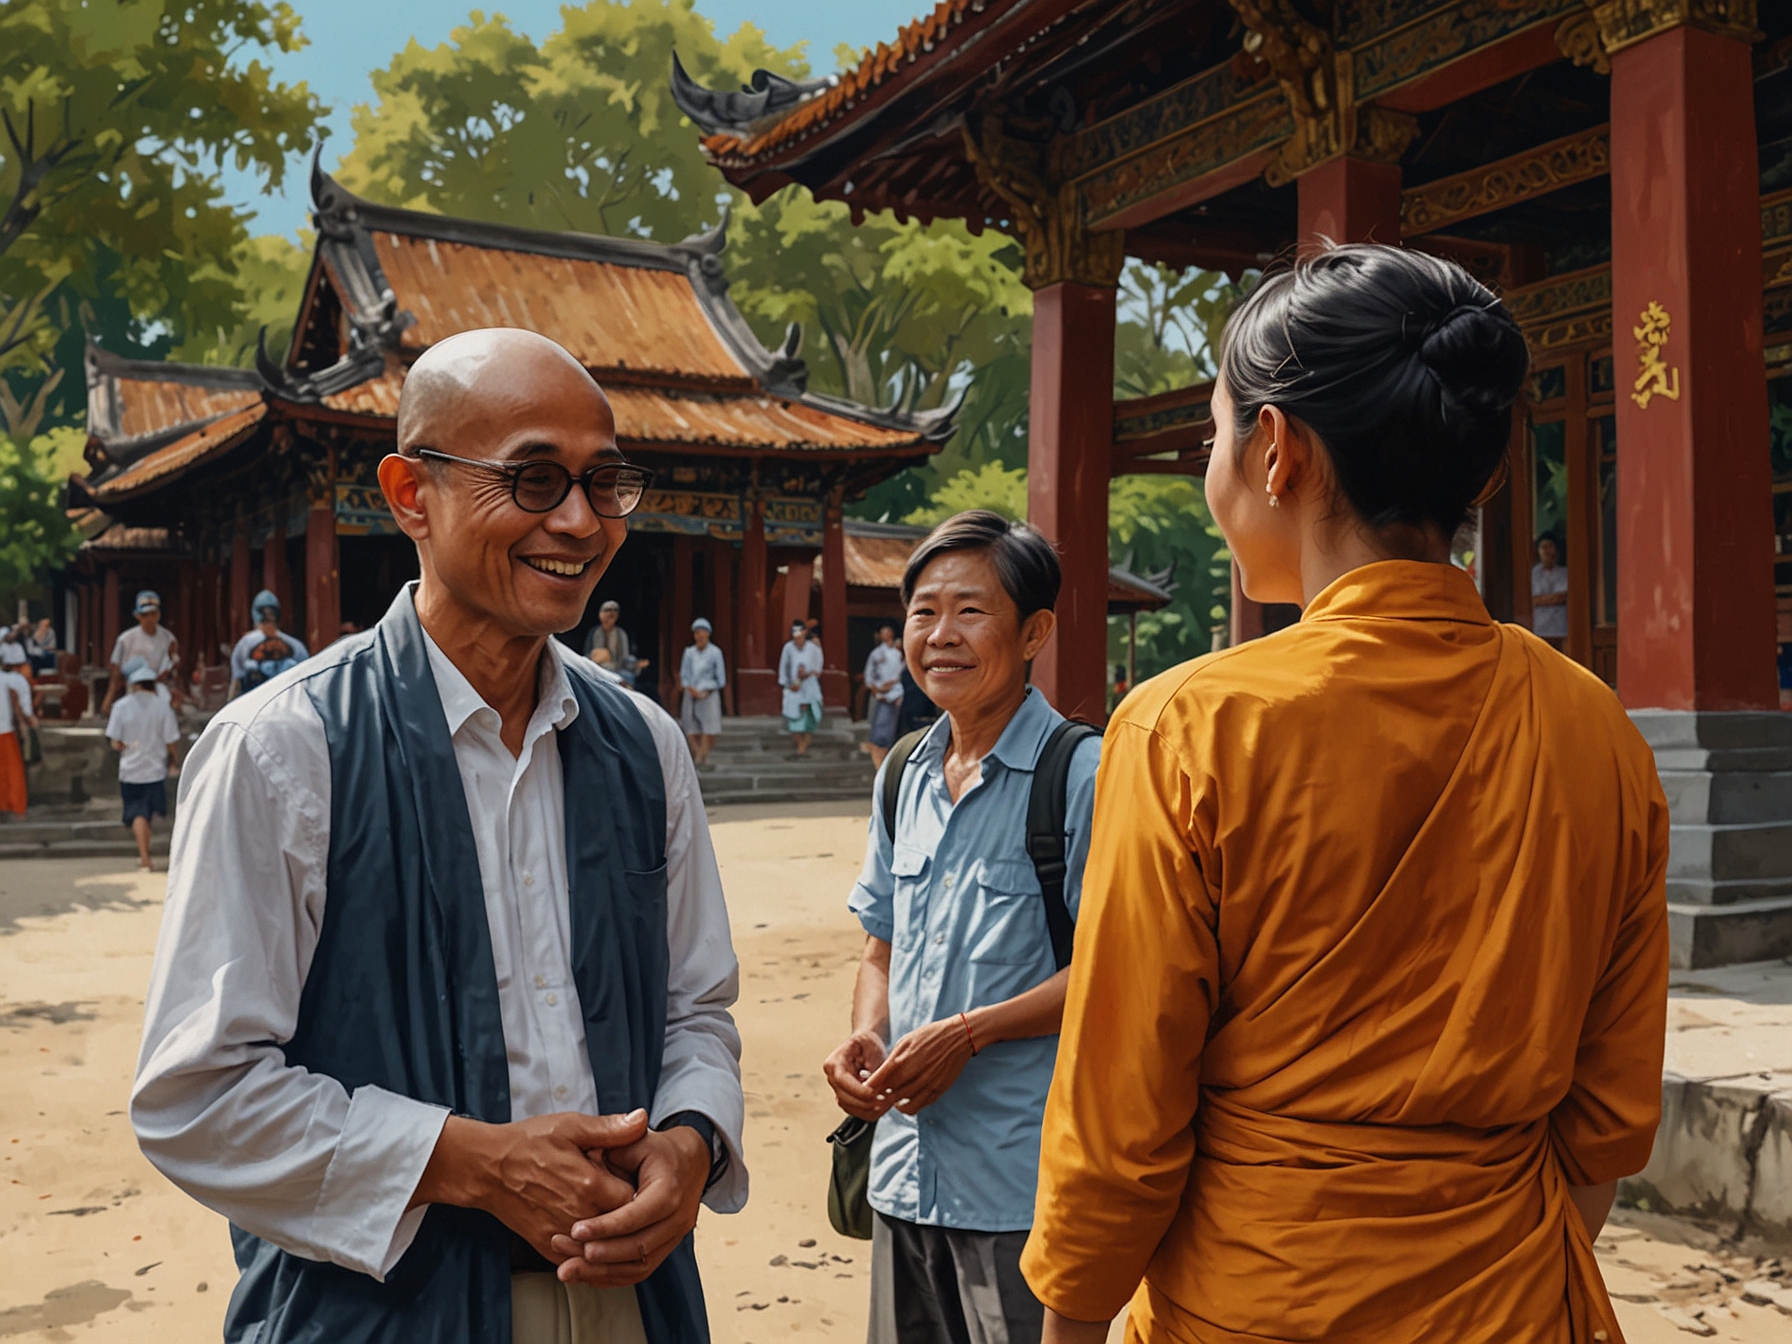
{"left": 70, "top": 160, "right": 957, "bottom": 510}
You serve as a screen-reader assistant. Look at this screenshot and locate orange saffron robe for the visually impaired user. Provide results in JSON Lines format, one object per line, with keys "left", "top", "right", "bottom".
{"left": 1022, "top": 562, "right": 1669, "bottom": 1344}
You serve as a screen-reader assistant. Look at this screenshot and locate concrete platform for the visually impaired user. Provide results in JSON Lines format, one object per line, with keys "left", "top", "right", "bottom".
{"left": 1624, "top": 958, "right": 1792, "bottom": 1250}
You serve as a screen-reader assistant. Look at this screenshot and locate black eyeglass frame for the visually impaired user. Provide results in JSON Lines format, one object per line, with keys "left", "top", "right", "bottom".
{"left": 411, "top": 448, "right": 655, "bottom": 518}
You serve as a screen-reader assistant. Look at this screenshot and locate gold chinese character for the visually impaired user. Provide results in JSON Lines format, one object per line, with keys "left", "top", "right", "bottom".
{"left": 1631, "top": 300, "right": 1681, "bottom": 409}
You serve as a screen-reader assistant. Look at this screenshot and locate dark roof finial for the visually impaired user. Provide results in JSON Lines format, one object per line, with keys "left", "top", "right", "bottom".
{"left": 669, "top": 50, "right": 835, "bottom": 137}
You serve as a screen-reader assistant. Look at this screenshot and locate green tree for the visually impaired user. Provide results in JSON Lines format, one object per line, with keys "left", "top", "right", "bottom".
{"left": 726, "top": 194, "right": 1033, "bottom": 520}
{"left": 171, "top": 231, "right": 314, "bottom": 367}
{"left": 338, "top": 2, "right": 801, "bottom": 238}
{"left": 1, "top": 0, "right": 325, "bottom": 428}
{"left": 337, "top": 2, "right": 1037, "bottom": 524}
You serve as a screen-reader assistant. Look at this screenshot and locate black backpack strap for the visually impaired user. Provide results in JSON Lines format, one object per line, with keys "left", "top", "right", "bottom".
{"left": 880, "top": 728, "right": 931, "bottom": 848}
{"left": 1027, "top": 721, "right": 1102, "bottom": 971}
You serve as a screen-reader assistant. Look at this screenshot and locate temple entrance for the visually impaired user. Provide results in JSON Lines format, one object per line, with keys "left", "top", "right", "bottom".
{"left": 1514, "top": 346, "right": 1619, "bottom": 686}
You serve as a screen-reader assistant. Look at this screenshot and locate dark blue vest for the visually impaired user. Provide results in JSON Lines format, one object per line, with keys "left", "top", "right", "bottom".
{"left": 223, "top": 588, "right": 709, "bottom": 1344}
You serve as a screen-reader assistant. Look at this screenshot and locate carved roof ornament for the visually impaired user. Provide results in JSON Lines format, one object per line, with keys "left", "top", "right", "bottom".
{"left": 1556, "top": 12, "right": 1611, "bottom": 73}
{"left": 1589, "top": 0, "right": 1761, "bottom": 55}
{"left": 667, "top": 52, "right": 836, "bottom": 137}
{"left": 962, "top": 113, "right": 1125, "bottom": 291}
{"left": 1228, "top": 0, "right": 1345, "bottom": 187}
{"left": 1227, "top": 1, "right": 1416, "bottom": 189}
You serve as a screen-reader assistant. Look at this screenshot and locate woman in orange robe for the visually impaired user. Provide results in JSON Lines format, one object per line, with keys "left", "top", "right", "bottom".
{"left": 1024, "top": 245, "right": 1668, "bottom": 1344}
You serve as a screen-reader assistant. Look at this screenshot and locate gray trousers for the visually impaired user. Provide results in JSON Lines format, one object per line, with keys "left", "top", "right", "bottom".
{"left": 868, "top": 1212, "right": 1044, "bottom": 1344}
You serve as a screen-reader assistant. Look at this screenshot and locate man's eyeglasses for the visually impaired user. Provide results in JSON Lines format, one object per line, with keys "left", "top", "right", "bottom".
{"left": 413, "top": 449, "right": 654, "bottom": 518}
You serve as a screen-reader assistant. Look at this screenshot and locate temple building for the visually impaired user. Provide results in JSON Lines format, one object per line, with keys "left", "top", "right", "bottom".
{"left": 66, "top": 165, "right": 958, "bottom": 715}
{"left": 674, "top": 0, "right": 1792, "bottom": 967}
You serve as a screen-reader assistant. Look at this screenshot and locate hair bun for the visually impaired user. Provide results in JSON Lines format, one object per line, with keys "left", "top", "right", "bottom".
{"left": 1417, "top": 302, "right": 1528, "bottom": 411}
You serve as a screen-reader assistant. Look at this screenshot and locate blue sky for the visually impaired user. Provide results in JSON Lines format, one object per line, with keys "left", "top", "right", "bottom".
{"left": 227, "top": 0, "right": 928, "bottom": 229}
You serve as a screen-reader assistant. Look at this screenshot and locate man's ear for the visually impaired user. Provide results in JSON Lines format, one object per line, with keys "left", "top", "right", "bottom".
{"left": 377, "top": 454, "right": 431, "bottom": 542}
{"left": 1020, "top": 608, "right": 1056, "bottom": 662}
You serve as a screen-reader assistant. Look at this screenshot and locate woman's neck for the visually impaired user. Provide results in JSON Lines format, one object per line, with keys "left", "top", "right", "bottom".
{"left": 947, "top": 683, "right": 1027, "bottom": 766}
{"left": 1298, "top": 519, "right": 1453, "bottom": 607}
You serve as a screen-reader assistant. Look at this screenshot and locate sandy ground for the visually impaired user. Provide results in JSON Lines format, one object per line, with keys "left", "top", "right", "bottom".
{"left": 1, "top": 801, "right": 1789, "bottom": 1342}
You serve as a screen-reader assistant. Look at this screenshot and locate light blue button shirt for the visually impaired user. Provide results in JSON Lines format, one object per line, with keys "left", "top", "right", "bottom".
{"left": 849, "top": 685, "right": 1099, "bottom": 1232}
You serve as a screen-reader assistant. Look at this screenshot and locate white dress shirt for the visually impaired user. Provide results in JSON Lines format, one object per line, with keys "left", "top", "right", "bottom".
{"left": 131, "top": 633, "right": 746, "bottom": 1282}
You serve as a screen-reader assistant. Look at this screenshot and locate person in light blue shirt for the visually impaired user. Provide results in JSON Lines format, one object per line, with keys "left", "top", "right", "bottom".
{"left": 824, "top": 511, "right": 1099, "bottom": 1344}
{"left": 677, "top": 617, "right": 726, "bottom": 765}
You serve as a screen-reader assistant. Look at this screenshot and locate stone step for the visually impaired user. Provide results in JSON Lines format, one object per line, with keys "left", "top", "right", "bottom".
{"left": 1659, "top": 768, "right": 1792, "bottom": 826}
{"left": 1668, "top": 821, "right": 1792, "bottom": 891}
{"left": 1667, "top": 896, "right": 1792, "bottom": 969}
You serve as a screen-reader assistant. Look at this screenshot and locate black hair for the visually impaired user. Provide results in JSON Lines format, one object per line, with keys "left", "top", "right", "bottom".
{"left": 1220, "top": 243, "right": 1529, "bottom": 537}
{"left": 900, "top": 510, "right": 1061, "bottom": 621}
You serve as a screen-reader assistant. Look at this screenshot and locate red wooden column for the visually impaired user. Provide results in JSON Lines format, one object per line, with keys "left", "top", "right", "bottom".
{"left": 1297, "top": 156, "right": 1403, "bottom": 249}
{"left": 820, "top": 488, "right": 849, "bottom": 711}
{"left": 734, "top": 490, "right": 777, "bottom": 714}
{"left": 710, "top": 539, "right": 736, "bottom": 715}
{"left": 1610, "top": 22, "right": 1775, "bottom": 710}
{"left": 667, "top": 535, "right": 693, "bottom": 706}
{"left": 229, "top": 521, "right": 252, "bottom": 640}
{"left": 263, "top": 520, "right": 291, "bottom": 612}
{"left": 783, "top": 557, "right": 814, "bottom": 634}
{"left": 1028, "top": 281, "right": 1115, "bottom": 721}
{"left": 101, "top": 567, "right": 120, "bottom": 665}
{"left": 305, "top": 504, "right": 340, "bottom": 653}
{"left": 175, "top": 561, "right": 197, "bottom": 692}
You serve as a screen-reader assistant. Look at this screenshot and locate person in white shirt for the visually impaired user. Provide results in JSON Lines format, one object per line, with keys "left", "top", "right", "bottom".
{"left": 131, "top": 329, "right": 744, "bottom": 1344}
{"left": 1531, "top": 534, "right": 1569, "bottom": 650}
{"left": 102, "top": 590, "right": 180, "bottom": 713}
{"left": 861, "top": 622, "right": 906, "bottom": 770}
{"left": 104, "top": 659, "right": 181, "bottom": 870}
{"left": 778, "top": 620, "right": 825, "bottom": 758}
{"left": 677, "top": 618, "right": 726, "bottom": 765}
{"left": 0, "top": 660, "right": 35, "bottom": 816}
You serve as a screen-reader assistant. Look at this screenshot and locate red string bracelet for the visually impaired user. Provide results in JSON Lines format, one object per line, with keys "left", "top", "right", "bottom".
{"left": 960, "top": 1011, "right": 978, "bottom": 1056}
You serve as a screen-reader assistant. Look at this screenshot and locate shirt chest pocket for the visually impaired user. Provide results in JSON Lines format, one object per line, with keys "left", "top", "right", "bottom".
{"left": 889, "top": 844, "right": 932, "bottom": 952}
{"left": 966, "top": 858, "right": 1046, "bottom": 967}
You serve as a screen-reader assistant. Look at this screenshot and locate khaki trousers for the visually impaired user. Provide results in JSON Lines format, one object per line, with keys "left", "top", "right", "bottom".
{"left": 511, "top": 1274, "right": 648, "bottom": 1344}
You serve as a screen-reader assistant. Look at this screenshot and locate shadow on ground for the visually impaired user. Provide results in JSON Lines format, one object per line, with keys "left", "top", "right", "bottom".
{"left": 0, "top": 861, "right": 156, "bottom": 936}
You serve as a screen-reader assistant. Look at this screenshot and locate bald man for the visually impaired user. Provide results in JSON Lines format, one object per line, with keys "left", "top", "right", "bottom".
{"left": 132, "top": 330, "right": 745, "bottom": 1344}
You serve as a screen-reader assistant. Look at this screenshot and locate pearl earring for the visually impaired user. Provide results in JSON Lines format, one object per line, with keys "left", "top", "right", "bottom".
{"left": 1266, "top": 490, "right": 1279, "bottom": 509}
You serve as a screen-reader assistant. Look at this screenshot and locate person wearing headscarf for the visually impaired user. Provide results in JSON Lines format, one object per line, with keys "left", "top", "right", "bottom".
{"left": 677, "top": 618, "right": 725, "bottom": 766}
{"left": 229, "top": 590, "right": 310, "bottom": 699}
{"left": 777, "top": 621, "right": 825, "bottom": 757}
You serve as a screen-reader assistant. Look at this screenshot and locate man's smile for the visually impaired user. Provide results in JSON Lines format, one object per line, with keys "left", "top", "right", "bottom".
{"left": 521, "top": 556, "right": 594, "bottom": 577}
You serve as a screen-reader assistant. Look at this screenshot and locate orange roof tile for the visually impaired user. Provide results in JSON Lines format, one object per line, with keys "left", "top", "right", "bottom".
{"left": 368, "top": 233, "right": 751, "bottom": 386}
{"left": 323, "top": 362, "right": 922, "bottom": 453}
{"left": 843, "top": 531, "right": 916, "bottom": 588}
{"left": 109, "top": 377, "right": 261, "bottom": 441}
{"left": 704, "top": 0, "right": 990, "bottom": 163}
{"left": 85, "top": 407, "right": 266, "bottom": 504}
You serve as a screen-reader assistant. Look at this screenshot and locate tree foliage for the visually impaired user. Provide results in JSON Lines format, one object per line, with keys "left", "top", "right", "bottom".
{"left": 339, "top": 1, "right": 1042, "bottom": 527}
{"left": 338, "top": 1, "right": 798, "bottom": 239}
{"left": 0, "top": 0, "right": 325, "bottom": 425}
{"left": 0, "top": 0, "right": 323, "bottom": 598}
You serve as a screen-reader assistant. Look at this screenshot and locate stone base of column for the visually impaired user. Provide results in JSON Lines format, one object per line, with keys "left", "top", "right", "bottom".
{"left": 735, "top": 668, "right": 782, "bottom": 717}
{"left": 1631, "top": 711, "right": 1792, "bottom": 969}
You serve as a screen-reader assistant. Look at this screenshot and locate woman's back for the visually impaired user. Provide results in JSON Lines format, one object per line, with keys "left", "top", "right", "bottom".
{"left": 1026, "top": 562, "right": 1667, "bottom": 1343}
